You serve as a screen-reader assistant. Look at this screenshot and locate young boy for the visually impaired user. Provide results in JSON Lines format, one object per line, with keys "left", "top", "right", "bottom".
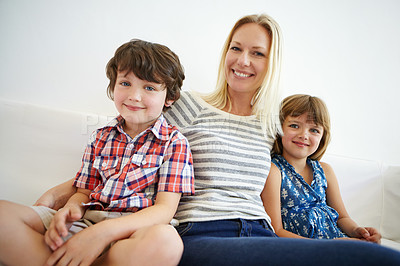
{"left": 0, "top": 39, "right": 194, "bottom": 266}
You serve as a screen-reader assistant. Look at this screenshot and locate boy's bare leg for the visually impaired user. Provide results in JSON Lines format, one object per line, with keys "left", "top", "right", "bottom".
{"left": 0, "top": 200, "right": 52, "bottom": 265}
{"left": 95, "top": 224, "right": 183, "bottom": 266}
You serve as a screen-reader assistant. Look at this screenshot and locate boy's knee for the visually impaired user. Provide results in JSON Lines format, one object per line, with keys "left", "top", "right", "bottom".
{"left": 107, "top": 224, "right": 183, "bottom": 265}
{"left": 146, "top": 224, "right": 183, "bottom": 264}
{"left": 0, "top": 200, "right": 9, "bottom": 208}
{"left": 0, "top": 200, "right": 12, "bottom": 217}
{"left": 148, "top": 224, "right": 182, "bottom": 242}
{"left": 0, "top": 200, "right": 14, "bottom": 229}
{"left": 148, "top": 224, "right": 183, "bottom": 251}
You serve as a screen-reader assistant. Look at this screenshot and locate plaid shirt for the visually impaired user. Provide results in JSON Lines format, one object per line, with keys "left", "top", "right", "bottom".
{"left": 74, "top": 114, "right": 194, "bottom": 212}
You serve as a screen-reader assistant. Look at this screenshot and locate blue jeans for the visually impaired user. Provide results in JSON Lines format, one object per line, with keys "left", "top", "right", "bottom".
{"left": 176, "top": 219, "right": 400, "bottom": 266}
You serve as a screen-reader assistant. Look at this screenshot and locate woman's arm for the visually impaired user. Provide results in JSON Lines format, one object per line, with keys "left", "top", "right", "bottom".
{"left": 34, "top": 178, "right": 77, "bottom": 210}
{"left": 261, "top": 164, "right": 306, "bottom": 239}
{"left": 322, "top": 162, "right": 381, "bottom": 243}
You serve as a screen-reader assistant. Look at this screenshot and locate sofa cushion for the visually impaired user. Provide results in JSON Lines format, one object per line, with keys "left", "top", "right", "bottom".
{"left": 0, "top": 99, "right": 109, "bottom": 205}
{"left": 322, "top": 154, "right": 383, "bottom": 230}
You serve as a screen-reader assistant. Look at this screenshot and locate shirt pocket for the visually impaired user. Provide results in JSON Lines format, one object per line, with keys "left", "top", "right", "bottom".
{"left": 93, "top": 156, "right": 119, "bottom": 181}
{"left": 124, "top": 154, "right": 163, "bottom": 191}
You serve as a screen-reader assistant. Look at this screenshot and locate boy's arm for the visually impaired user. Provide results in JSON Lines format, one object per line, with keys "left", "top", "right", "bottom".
{"left": 45, "top": 191, "right": 181, "bottom": 266}
{"left": 45, "top": 188, "right": 91, "bottom": 251}
{"left": 322, "top": 162, "right": 381, "bottom": 243}
{"left": 261, "top": 164, "right": 306, "bottom": 239}
{"left": 34, "top": 178, "right": 77, "bottom": 210}
{"left": 95, "top": 191, "right": 181, "bottom": 239}
{"left": 45, "top": 129, "right": 192, "bottom": 264}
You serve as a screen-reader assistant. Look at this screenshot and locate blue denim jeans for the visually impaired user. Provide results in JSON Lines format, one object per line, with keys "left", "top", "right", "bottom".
{"left": 176, "top": 219, "right": 400, "bottom": 266}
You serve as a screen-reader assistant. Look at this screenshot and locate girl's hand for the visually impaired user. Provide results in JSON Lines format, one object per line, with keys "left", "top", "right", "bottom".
{"left": 45, "top": 205, "right": 83, "bottom": 251}
{"left": 354, "top": 227, "right": 381, "bottom": 244}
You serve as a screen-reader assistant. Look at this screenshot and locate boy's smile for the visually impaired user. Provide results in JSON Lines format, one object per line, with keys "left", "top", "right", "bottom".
{"left": 113, "top": 71, "right": 171, "bottom": 138}
{"left": 124, "top": 104, "right": 145, "bottom": 111}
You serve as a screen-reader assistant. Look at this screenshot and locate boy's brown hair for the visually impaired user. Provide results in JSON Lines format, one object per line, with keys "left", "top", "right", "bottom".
{"left": 272, "top": 94, "right": 331, "bottom": 161}
{"left": 106, "top": 39, "right": 185, "bottom": 110}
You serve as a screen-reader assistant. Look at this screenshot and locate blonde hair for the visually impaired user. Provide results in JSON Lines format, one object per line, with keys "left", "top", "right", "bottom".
{"left": 202, "top": 13, "right": 283, "bottom": 138}
{"left": 272, "top": 94, "right": 331, "bottom": 161}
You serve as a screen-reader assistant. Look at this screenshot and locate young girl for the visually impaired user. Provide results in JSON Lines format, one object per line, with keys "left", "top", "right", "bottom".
{"left": 262, "top": 94, "right": 381, "bottom": 243}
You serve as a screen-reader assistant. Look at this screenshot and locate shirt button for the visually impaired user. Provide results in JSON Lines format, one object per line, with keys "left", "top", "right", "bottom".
{"left": 142, "top": 160, "right": 147, "bottom": 165}
{"left": 102, "top": 162, "right": 107, "bottom": 167}
{"left": 128, "top": 144, "right": 134, "bottom": 149}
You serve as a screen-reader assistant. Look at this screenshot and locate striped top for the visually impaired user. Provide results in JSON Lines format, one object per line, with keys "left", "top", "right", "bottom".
{"left": 164, "top": 91, "right": 274, "bottom": 225}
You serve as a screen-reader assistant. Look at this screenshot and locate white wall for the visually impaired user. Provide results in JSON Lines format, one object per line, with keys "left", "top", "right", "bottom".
{"left": 1, "top": 0, "right": 399, "bottom": 164}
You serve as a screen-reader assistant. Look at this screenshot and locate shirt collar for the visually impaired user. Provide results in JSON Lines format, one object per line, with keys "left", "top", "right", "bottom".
{"left": 106, "top": 114, "right": 170, "bottom": 141}
{"left": 149, "top": 114, "right": 171, "bottom": 141}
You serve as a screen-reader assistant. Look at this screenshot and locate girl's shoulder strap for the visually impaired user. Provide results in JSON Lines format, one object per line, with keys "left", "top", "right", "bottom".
{"left": 271, "top": 154, "right": 285, "bottom": 172}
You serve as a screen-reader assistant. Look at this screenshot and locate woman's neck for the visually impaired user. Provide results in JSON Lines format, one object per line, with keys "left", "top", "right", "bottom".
{"left": 222, "top": 91, "right": 253, "bottom": 116}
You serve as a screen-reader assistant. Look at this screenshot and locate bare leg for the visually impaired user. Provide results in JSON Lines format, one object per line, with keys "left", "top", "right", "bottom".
{"left": 95, "top": 224, "right": 183, "bottom": 266}
{"left": 0, "top": 200, "right": 52, "bottom": 265}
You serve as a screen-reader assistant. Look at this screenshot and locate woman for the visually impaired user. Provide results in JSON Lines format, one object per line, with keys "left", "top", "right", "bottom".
{"left": 35, "top": 14, "right": 400, "bottom": 265}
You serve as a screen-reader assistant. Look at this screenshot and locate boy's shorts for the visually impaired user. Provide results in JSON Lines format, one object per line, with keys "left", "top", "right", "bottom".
{"left": 31, "top": 206, "right": 130, "bottom": 242}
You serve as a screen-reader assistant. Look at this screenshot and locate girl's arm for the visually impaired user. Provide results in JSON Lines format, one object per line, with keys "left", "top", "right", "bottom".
{"left": 34, "top": 178, "right": 77, "bottom": 210}
{"left": 45, "top": 191, "right": 182, "bottom": 266}
{"left": 322, "top": 162, "right": 381, "bottom": 243}
{"left": 262, "top": 164, "right": 306, "bottom": 239}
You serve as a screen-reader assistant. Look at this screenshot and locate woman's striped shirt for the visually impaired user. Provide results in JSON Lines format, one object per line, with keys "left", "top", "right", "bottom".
{"left": 164, "top": 91, "right": 274, "bottom": 226}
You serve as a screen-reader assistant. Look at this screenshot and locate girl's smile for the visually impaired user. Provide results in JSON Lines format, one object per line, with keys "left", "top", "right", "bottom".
{"left": 281, "top": 112, "right": 324, "bottom": 163}
{"left": 292, "top": 140, "right": 309, "bottom": 148}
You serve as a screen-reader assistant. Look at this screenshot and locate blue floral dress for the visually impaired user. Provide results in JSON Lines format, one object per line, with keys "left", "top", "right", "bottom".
{"left": 271, "top": 154, "right": 346, "bottom": 239}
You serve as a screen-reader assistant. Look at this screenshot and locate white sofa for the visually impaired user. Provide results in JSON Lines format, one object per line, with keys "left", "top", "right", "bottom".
{"left": 1, "top": 98, "right": 399, "bottom": 252}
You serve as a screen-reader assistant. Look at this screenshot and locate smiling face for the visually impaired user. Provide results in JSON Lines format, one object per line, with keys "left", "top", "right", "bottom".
{"left": 224, "top": 23, "right": 270, "bottom": 97}
{"left": 281, "top": 112, "right": 324, "bottom": 163}
{"left": 113, "top": 71, "right": 172, "bottom": 137}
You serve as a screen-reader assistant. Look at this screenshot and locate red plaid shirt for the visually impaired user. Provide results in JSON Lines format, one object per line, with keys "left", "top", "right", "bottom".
{"left": 74, "top": 114, "right": 194, "bottom": 212}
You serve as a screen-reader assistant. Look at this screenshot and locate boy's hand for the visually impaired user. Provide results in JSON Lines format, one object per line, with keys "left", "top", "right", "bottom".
{"left": 45, "top": 205, "right": 82, "bottom": 251}
{"left": 45, "top": 224, "right": 108, "bottom": 266}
